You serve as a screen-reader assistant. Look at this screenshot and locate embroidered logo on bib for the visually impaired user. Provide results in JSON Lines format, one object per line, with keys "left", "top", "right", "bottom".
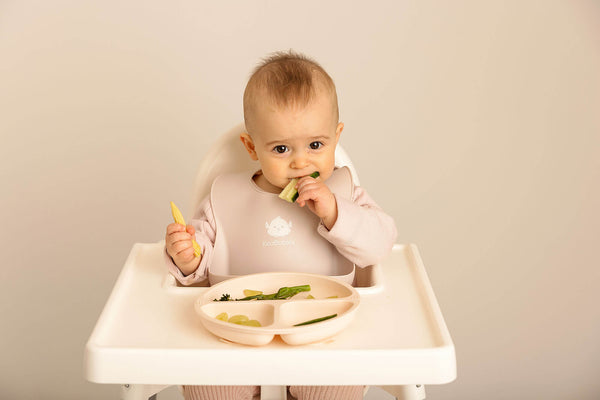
{"left": 263, "top": 216, "right": 295, "bottom": 246}
{"left": 265, "top": 216, "right": 292, "bottom": 237}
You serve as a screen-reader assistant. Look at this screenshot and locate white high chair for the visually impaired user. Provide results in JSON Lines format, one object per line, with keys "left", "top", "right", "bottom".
{"left": 84, "top": 124, "right": 456, "bottom": 400}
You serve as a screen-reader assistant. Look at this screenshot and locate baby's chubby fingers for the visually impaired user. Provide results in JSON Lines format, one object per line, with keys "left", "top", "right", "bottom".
{"left": 166, "top": 222, "right": 187, "bottom": 235}
{"left": 294, "top": 176, "right": 337, "bottom": 229}
{"left": 166, "top": 222, "right": 196, "bottom": 236}
{"left": 295, "top": 175, "right": 320, "bottom": 190}
{"left": 166, "top": 223, "right": 196, "bottom": 256}
{"left": 185, "top": 224, "right": 196, "bottom": 236}
{"left": 295, "top": 177, "right": 329, "bottom": 206}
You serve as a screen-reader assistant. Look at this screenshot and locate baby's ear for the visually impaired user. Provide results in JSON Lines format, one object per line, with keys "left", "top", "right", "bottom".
{"left": 240, "top": 133, "right": 259, "bottom": 161}
{"left": 335, "top": 122, "right": 344, "bottom": 144}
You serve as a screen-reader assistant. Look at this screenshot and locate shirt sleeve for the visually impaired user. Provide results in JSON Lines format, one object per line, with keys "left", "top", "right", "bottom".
{"left": 317, "top": 186, "right": 397, "bottom": 267}
{"left": 164, "top": 196, "right": 217, "bottom": 286}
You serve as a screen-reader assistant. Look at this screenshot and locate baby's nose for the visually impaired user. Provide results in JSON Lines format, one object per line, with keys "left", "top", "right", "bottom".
{"left": 291, "top": 151, "right": 310, "bottom": 168}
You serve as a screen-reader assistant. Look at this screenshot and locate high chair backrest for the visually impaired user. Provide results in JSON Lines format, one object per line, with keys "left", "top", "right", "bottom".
{"left": 191, "top": 123, "right": 360, "bottom": 212}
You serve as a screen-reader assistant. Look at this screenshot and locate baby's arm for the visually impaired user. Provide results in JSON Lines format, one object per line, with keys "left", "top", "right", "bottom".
{"left": 164, "top": 197, "right": 217, "bottom": 285}
{"left": 318, "top": 187, "right": 397, "bottom": 267}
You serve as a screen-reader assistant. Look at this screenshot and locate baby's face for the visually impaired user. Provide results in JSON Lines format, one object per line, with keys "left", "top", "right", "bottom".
{"left": 242, "top": 91, "right": 343, "bottom": 192}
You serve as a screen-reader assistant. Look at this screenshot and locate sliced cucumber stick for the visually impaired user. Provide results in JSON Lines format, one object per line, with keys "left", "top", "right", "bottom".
{"left": 278, "top": 171, "right": 320, "bottom": 203}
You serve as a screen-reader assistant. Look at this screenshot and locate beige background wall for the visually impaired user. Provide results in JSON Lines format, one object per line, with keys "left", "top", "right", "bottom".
{"left": 1, "top": 1, "right": 599, "bottom": 399}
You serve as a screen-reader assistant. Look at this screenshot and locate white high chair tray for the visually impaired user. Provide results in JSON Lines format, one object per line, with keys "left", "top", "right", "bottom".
{"left": 84, "top": 243, "right": 455, "bottom": 386}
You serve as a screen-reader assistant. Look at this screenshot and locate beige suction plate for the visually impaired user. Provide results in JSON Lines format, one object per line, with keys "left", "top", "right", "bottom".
{"left": 195, "top": 272, "right": 360, "bottom": 346}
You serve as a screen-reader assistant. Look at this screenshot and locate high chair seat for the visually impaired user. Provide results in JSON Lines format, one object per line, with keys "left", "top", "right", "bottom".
{"left": 84, "top": 125, "right": 456, "bottom": 400}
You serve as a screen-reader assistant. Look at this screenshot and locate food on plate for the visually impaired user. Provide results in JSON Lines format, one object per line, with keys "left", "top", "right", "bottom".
{"left": 227, "top": 314, "right": 249, "bottom": 324}
{"left": 214, "top": 285, "right": 311, "bottom": 301}
{"left": 215, "top": 312, "right": 262, "bottom": 327}
{"left": 293, "top": 313, "right": 338, "bottom": 326}
{"left": 215, "top": 312, "right": 229, "bottom": 321}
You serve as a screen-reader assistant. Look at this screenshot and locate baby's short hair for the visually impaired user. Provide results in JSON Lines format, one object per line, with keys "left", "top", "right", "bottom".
{"left": 243, "top": 50, "right": 339, "bottom": 129}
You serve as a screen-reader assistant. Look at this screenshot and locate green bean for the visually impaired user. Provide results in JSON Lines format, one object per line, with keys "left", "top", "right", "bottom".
{"left": 293, "top": 313, "right": 337, "bottom": 326}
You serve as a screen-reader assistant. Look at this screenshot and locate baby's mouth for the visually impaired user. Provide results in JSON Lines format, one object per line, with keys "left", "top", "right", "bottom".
{"left": 292, "top": 171, "right": 319, "bottom": 180}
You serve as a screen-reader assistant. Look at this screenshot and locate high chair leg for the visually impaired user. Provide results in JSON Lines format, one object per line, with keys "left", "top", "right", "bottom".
{"left": 381, "top": 385, "right": 426, "bottom": 400}
{"left": 121, "top": 384, "right": 170, "bottom": 400}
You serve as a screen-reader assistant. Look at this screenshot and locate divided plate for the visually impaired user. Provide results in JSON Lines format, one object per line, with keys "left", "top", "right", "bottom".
{"left": 195, "top": 272, "right": 360, "bottom": 346}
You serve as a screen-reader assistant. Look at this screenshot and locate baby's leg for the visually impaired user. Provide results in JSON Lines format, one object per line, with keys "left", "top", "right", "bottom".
{"left": 183, "top": 385, "right": 260, "bottom": 400}
{"left": 288, "top": 385, "right": 365, "bottom": 400}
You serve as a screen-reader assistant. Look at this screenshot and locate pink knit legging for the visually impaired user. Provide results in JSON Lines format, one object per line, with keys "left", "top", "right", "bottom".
{"left": 182, "top": 385, "right": 365, "bottom": 400}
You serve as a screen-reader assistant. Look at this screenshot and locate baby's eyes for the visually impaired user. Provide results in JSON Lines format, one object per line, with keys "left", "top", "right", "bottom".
{"left": 272, "top": 142, "right": 323, "bottom": 154}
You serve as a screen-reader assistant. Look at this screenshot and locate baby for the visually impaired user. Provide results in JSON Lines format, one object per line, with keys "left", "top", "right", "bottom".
{"left": 165, "top": 51, "right": 397, "bottom": 400}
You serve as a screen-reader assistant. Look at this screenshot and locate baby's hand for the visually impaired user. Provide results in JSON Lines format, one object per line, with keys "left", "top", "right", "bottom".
{"left": 165, "top": 223, "right": 201, "bottom": 275}
{"left": 295, "top": 175, "right": 338, "bottom": 230}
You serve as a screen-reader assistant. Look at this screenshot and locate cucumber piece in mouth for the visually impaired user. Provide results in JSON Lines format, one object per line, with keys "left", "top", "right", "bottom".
{"left": 278, "top": 171, "right": 320, "bottom": 203}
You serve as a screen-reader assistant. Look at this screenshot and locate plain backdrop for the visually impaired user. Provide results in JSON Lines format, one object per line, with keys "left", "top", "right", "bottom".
{"left": 1, "top": 1, "right": 599, "bottom": 399}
